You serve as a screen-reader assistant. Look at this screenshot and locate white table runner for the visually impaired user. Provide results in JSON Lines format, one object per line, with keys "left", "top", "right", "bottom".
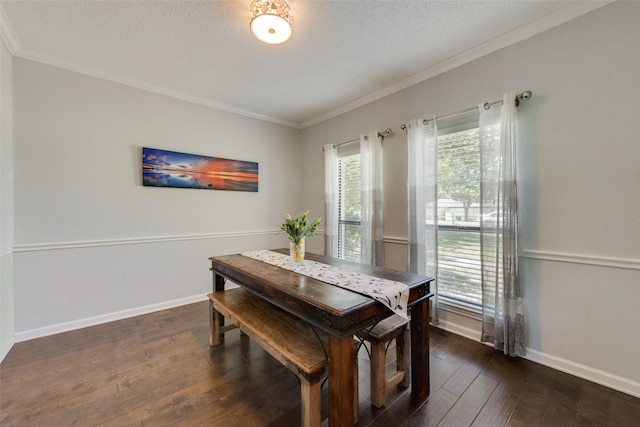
{"left": 241, "top": 250, "right": 409, "bottom": 319}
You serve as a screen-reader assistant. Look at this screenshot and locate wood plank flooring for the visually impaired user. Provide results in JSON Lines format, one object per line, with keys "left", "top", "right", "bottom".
{"left": 1, "top": 301, "right": 638, "bottom": 426}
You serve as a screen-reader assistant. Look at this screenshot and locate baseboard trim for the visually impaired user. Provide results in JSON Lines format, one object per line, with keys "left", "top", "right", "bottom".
{"left": 434, "top": 317, "right": 485, "bottom": 344}
{"left": 0, "top": 340, "right": 13, "bottom": 363}
{"left": 433, "top": 319, "right": 640, "bottom": 399}
{"left": 525, "top": 348, "right": 640, "bottom": 399}
{"left": 14, "top": 294, "right": 208, "bottom": 342}
{"left": 11, "top": 293, "right": 640, "bottom": 399}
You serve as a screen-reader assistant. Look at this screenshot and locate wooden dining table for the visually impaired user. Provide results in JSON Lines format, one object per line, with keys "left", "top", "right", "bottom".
{"left": 209, "top": 249, "right": 434, "bottom": 427}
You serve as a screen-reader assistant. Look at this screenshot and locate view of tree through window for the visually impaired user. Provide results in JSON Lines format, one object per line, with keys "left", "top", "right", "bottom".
{"left": 333, "top": 128, "right": 491, "bottom": 306}
{"left": 337, "top": 153, "right": 361, "bottom": 262}
{"left": 436, "top": 128, "right": 483, "bottom": 306}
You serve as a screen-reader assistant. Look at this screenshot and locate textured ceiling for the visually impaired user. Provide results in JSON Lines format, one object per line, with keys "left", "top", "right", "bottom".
{"left": 0, "top": 1, "right": 610, "bottom": 128}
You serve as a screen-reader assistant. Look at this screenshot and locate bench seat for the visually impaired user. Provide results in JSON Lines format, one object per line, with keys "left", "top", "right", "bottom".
{"left": 208, "top": 288, "right": 329, "bottom": 427}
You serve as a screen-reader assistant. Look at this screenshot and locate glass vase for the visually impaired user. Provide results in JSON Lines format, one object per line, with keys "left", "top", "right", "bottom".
{"left": 290, "top": 237, "right": 305, "bottom": 263}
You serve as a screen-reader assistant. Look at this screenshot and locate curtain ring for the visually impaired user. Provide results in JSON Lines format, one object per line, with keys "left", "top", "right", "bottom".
{"left": 483, "top": 102, "right": 491, "bottom": 110}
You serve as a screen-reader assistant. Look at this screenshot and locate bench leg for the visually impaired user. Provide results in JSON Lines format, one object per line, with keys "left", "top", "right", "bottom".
{"left": 209, "top": 299, "right": 222, "bottom": 347}
{"left": 300, "top": 379, "right": 321, "bottom": 427}
{"left": 398, "top": 328, "right": 410, "bottom": 388}
{"left": 370, "top": 341, "right": 386, "bottom": 408}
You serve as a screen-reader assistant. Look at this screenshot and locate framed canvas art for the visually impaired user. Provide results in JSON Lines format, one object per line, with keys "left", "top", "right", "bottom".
{"left": 142, "top": 147, "right": 258, "bottom": 192}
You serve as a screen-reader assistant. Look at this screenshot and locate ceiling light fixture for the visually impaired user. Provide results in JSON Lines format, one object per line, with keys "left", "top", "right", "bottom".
{"left": 249, "top": 0, "right": 294, "bottom": 45}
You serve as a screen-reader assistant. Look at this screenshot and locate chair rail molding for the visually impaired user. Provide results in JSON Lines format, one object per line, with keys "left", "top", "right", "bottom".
{"left": 12, "top": 229, "right": 281, "bottom": 252}
{"left": 522, "top": 249, "right": 640, "bottom": 271}
{"left": 383, "top": 235, "right": 639, "bottom": 272}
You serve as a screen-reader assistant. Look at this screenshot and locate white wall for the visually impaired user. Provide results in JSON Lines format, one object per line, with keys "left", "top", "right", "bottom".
{"left": 301, "top": 1, "right": 640, "bottom": 397}
{"left": 12, "top": 59, "right": 303, "bottom": 338}
{"left": 4, "top": 0, "right": 639, "bottom": 398}
{"left": 0, "top": 38, "right": 15, "bottom": 360}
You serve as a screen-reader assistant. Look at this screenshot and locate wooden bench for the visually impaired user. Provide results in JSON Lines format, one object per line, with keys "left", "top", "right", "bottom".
{"left": 356, "top": 314, "right": 410, "bottom": 408}
{"left": 208, "top": 288, "right": 330, "bottom": 427}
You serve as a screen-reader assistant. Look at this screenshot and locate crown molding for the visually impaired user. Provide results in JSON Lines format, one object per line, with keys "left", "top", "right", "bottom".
{"left": 0, "top": 1, "right": 614, "bottom": 130}
{"left": 0, "top": 0, "right": 299, "bottom": 127}
{"left": 300, "top": 0, "right": 615, "bottom": 128}
{"left": 12, "top": 48, "right": 302, "bottom": 129}
{"left": 0, "top": 3, "right": 20, "bottom": 54}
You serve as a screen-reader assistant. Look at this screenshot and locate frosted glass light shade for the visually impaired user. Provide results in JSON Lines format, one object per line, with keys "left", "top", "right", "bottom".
{"left": 249, "top": 0, "right": 293, "bottom": 45}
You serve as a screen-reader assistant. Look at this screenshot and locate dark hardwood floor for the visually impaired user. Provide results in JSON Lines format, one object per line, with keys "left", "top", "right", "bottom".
{"left": 1, "top": 301, "right": 638, "bottom": 426}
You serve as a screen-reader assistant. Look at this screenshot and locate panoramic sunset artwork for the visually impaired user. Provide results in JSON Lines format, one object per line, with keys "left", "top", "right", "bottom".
{"left": 142, "top": 147, "right": 258, "bottom": 192}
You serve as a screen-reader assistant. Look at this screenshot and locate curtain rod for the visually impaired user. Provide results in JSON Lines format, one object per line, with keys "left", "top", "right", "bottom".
{"left": 322, "top": 128, "right": 393, "bottom": 151}
{"left": 400, "top": 90, "right": 532, "bottom": 131}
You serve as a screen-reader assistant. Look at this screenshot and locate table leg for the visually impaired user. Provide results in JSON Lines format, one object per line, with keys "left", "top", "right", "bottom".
{"left": 410, "top": 297, "right": 430, "bottom": 401}
{"left": 328, "top": 335, "right": 355, "bottom": 427}
{"left": 212, "top": 272, "right": 226, "bottom": 344}
{"left": 214, "top": 272, "right": 226, "bottom": 292}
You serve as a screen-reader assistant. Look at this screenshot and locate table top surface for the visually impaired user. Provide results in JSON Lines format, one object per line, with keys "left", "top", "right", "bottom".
{"left": 209, "top": 249, "right": 433, "bottom": 337}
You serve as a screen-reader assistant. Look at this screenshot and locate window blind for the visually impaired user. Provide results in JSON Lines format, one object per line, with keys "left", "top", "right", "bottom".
{"left": 436, "top": 128, "right": 483, "bottom": 306}
{"left": 337, "top": 153, "right": 361, "bottom": 262}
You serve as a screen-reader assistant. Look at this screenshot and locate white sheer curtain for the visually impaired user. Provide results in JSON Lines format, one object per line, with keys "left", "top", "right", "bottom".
{"left": 479, "top": 92, "right": 525, "bottom": 356}
{"left": 406, "top": 118, "right": 439, "bottom": 324}
{"left": 360, "top": 131, "right": 384, "bottom": 267}
{"left": 323, "top": 144, "right": 339, "bottom": 258}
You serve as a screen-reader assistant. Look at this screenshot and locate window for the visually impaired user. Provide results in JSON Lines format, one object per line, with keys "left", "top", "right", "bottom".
{"left": 337, "top": 147, "right": 361, "bottom": 262}
{"left": 436, "top": 125, "right": 483, "bottom": 307}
